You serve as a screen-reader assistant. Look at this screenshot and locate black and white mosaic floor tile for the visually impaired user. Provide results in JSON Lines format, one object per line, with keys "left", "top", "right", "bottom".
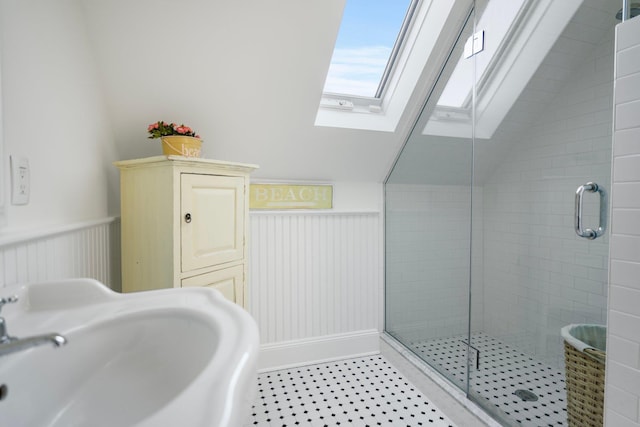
{"left": 245, "top": 355, "right": 457, "bottom": 427}
{"left": 411, "top": 333, "right": 567, "bottom": 426}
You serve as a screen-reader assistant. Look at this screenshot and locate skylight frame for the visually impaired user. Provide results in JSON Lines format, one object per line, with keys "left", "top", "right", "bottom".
{"left": 315, "top": 0, "right": 476, "bottom": 132}
{"left": 320, "top": 0, "right": 422, "bottom": 112}
{"left": 374, "top": 0, "right": 421, "bottom": 100}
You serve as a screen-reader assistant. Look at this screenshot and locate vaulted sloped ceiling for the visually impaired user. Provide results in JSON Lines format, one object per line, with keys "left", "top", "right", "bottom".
{"left": 80, "top": 0, "right": 419, "bottom": 182}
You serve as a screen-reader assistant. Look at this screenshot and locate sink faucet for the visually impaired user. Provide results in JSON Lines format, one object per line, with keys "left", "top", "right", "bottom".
{"left": 0, "top": 296, "right": 67, "bottom": 358}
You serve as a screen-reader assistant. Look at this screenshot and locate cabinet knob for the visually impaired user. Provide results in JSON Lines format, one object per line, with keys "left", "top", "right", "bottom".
{"left": 185, "top": 213, "right": 192, "bottom": 223}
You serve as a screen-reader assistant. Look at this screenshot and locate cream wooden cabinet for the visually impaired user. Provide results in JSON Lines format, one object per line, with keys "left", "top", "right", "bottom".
{"left": 115, "top": 156, "right": 257, "bottom": 307}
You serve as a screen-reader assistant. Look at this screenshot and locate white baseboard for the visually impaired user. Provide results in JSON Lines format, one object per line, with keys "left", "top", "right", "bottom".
{"left": 258, "top": 329, "right": 381, "bottom": 372}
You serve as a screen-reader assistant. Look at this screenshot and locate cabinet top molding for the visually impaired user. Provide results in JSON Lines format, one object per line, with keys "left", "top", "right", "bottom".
{"left": 114, "top": 156, "right": 259, "bottom": 172}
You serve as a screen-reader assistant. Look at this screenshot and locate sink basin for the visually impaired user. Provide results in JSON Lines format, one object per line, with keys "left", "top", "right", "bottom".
{"left": 0, "top": 279, "right": 259, "bottom": 427}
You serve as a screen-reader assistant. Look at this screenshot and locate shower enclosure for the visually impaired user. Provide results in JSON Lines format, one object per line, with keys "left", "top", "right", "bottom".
{"left": 385, "top": 1, "right": 621, "bottom": 425}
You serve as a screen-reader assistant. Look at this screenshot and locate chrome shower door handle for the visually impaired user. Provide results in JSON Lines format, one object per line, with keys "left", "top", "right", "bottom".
{"left": 574, "top": 182, "right": 606, "bottom": 240}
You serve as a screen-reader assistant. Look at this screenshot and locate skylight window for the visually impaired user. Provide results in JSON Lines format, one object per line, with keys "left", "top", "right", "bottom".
{"left": 315, "top": 1, "right": 472, "bottom": 132}
{"left": 322, "top": 0, "right": 415, "bottom": 100}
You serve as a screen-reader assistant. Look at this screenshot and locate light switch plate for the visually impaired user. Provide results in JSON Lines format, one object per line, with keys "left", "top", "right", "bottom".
{"left": 10, "top": 155, "right": 29, "bottom": 205}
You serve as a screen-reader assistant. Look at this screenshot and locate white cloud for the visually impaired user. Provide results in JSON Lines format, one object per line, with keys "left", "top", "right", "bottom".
{"left": 323, "top": 46, "right": 391, "bottom": 97}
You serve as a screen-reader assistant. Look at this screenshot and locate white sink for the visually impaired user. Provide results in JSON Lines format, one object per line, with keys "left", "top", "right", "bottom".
{"left": 0, "top": 279, "right": 259, "bottom": 427}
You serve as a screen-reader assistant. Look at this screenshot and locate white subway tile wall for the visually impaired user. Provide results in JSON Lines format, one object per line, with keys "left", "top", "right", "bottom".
{"left": 481, "top": 20, "right": 613, "bottom": 369}
{"left": 605, "top": 16, "right": 640, "bottom": 427}
{"left": 385, "top": 184, "right": 484, "bottom": 341}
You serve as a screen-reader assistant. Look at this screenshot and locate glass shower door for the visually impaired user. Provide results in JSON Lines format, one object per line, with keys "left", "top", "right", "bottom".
{"left": 385, "top": 0, "right": 615, "bottom": 426}
{"left": 384, "top": 10, "right": 476, "bottom": 392}
{"left": 467, "top": 0, "right": 614, "bottom": 424}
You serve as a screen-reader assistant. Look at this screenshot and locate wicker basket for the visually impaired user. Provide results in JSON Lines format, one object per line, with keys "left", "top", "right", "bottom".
{"left": 562, "top": 325, "right": 606, "bottom": 427}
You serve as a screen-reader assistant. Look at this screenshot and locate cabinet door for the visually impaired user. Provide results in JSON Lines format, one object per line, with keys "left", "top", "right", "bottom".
{"left": 181, "top": 173, "right": 244, "bottom": 272}
{"left": 181, "top": 265, "right": 244, "bottom": 306}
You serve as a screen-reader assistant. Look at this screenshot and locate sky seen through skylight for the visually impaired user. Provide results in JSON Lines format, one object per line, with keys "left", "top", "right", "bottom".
{"left": 323, "top": 0, "right": 412, "bottom": 98}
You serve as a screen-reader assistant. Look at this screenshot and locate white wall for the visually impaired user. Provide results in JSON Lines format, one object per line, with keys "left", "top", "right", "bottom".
{"left": 0, "top": 0, "right": 119, "bottom": 231}
{"left": 0, "top": 0, "right": 402, "bottom": 230}
{"left": 0, "top": 0, "right": 387, "bottom": 370}
{"left": 604, "top": 16, "right": 640, "bottom": 427}
{"left": 78, "top": 0, "right": 414, "bottom": 186}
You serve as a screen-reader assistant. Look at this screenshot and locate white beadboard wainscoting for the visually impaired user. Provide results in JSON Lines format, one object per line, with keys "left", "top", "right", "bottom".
{"left": 248, "top": 211, "right": 383, "bottom": 371}
{"left": 0, "top": 213, "right": 383, "bottom": 372}
{"left": 0, "top": 218, "right": 121, "bottom": 290}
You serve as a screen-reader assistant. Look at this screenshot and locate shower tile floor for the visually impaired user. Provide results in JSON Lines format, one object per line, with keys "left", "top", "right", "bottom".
{"left": 410, "top": 333, "right": 567, "bottom": 426}
{"left": 245, "top": 355, "right": 457, "bottom": 427}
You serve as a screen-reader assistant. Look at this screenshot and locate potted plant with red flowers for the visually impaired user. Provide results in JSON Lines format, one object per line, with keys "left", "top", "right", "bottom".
{"left": 147, "top": 121, "right": 202, "bottom": 157}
